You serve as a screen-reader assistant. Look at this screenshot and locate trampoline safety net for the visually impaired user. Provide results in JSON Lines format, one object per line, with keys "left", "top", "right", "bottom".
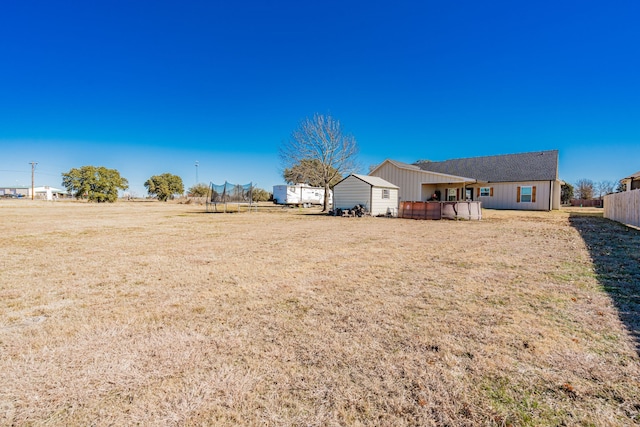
{"left": 206, "top": 182, "right": 254, "bottom": 212}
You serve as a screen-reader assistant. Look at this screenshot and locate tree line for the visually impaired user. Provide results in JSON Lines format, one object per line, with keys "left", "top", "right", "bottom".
{"left": 59, "top": 113, "right": 360, "bottom": 208}
{"left": 60, "top": 116, "right": 627, "bottom": 209}
{"left": 562, "top": 179, "right": 624, "bottom": 204}
{"left": 60, "top": 167, "right": 272, "bottom": 203}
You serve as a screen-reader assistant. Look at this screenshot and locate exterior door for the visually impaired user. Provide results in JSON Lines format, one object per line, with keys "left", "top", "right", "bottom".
{"left": 465, "top": 189, "right": 473, "bottom": 201}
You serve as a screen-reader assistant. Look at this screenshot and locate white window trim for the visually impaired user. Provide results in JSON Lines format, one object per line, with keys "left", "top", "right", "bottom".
{"left": 480, "top": 187, "right": 490, "bottom": 197}
{"left": 521, "top": 186, "right": 533, "bottom": 203}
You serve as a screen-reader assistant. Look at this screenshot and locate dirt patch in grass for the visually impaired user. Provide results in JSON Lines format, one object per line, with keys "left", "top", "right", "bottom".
{"left": 1, "top": 200, "right": 639, "bottom": 425}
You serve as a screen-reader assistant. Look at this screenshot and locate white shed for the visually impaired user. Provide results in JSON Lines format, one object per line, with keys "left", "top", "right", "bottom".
{"left": 333, "top": 174, "right": 399, "bottom": 216}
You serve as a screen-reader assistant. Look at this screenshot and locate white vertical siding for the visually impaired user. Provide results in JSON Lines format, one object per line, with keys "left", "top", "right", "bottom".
{"left": 333, "top": 176, "right": 372, "bottom": 210}
{"left": 372, "top": 163, "right": 465, "bottom": 202}
{"left": 370, "top": 187, "right": 399, "bottom": 216}
{"left": 552, "top": 180, "right": 562, "bottom": 210}
{"left": 472, "top": 182, "right": 552, "bottom": 210}
{"left": 333, "top": 175, "right": 399, "bottom": 215}
{"left": 371, "top": 162, "right": 419, "bottom": 201}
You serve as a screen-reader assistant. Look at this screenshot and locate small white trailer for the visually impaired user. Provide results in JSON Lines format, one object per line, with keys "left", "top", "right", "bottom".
{"left": 272, "top": 184, "right": 332, "bottom": 206}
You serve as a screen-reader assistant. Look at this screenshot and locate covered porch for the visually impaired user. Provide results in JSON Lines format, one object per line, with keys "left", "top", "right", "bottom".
{"left": 419, "top": 177, "right": 478, "bottom": 202}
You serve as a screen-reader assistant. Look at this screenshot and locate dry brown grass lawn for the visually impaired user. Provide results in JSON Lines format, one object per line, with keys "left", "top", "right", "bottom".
{"left": 1, "top": 200, "right": 639, "bottom": 426}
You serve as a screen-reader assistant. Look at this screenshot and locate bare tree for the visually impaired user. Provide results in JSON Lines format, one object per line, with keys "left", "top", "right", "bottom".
{"left": 283, "top": 159, "right": 342, "bottom": 188}
{"left": 280, "top": 113, "right": 359, "bottom": 211}
{"left": 595, "top": 180, "right": 616, "bottom": 199}
{"left": 575, "top": 178, "right": 594, "bottom": 200}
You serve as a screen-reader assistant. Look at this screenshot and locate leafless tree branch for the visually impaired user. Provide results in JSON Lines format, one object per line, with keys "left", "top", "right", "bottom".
{"left": 280, "top": 113, "right": 359, "bottom": 211}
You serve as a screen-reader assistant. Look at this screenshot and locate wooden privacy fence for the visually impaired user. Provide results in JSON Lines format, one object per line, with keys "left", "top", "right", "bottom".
{"left": 570, "top": 199, "right": 603, "bottom": 208}
{"left": 399, "top": 201, "right": 482, "bottom": 220}
{"left": 604, "top": 190, "right": 640, "bottom": 228}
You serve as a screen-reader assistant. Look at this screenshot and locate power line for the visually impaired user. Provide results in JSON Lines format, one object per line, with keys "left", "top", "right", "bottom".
{"left": 31, "top": 170, "right": 60, "bottom": 177}
{"left": 0, "top": 169, "right": 60, "bottom": 177}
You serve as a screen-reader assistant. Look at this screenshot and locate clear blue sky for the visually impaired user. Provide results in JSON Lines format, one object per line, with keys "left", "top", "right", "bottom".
{"left": 1, "top": 0, "right": 638, "bottom": 196}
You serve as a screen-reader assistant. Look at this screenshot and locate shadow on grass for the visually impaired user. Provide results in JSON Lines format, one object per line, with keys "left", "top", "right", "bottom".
{"left": 569, "top": 212, "right": 640, "bottom": 354}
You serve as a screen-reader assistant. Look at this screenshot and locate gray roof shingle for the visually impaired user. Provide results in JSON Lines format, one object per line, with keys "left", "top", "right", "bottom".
{"left": 415, "top": 150, "right": 559, "bottom": 183}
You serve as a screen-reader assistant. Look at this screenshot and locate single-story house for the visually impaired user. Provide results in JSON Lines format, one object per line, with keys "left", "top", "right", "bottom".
{"left": 621, "top": 171, "right": 640, "bottom": 191}
{"left": 333, "top": 174, "right": 399, "bottom": 216}
{"left": 370, "top": 150, "right": 561, "bottom": 211}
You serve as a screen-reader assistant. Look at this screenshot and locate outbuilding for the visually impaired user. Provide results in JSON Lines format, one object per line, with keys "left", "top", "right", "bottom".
{"left": 333, "top": 174, "right": 399, "bottom": 216}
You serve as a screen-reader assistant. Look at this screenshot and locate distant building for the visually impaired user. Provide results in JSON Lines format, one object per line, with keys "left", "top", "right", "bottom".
{"left": 0, "top": 186, "right": 67, "bottom": 200}
{"left": 0, "top": 186, "right": 29, "bottom": 198}
{"left": 621, "top": 171, "right": 640, "bottom": 191}
{"left": 33, "top": 186, "right": 67, "bottom": 200}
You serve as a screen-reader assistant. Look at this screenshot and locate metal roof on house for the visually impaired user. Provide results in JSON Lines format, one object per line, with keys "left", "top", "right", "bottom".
{"left": 350, "top": 174, "right": 399, "bottom": 188}
{"left": 375, "top": 159, "right": 477, "bottom": 183}
{"left": 415, "top": 150, "right": 559, "bottom": 183}
{"left": 380, "top": 159, "right": 423, "bottom": 171}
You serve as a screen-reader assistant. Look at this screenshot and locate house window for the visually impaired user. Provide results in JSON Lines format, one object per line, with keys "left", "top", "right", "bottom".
{"left": 480, "top": 187, "right": 491, "bottom": 197}
{"left": 447, "top": 188, "right": 457, "bottom": 201}
{"left": 520, "top": 186, "right": 532, "bottom": 203}
{"left": 382, "top": 189, "right": 390, "bottom": 199}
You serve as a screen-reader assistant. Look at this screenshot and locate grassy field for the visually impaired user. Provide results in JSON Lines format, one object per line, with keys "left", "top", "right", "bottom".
{"left": 1, "top": 200, "right": 639, "bottom": 426}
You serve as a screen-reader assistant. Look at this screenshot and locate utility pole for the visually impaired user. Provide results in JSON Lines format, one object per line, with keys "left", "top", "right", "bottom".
{"left": 30, "top": 161, "right": 38, "bottom": 200}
